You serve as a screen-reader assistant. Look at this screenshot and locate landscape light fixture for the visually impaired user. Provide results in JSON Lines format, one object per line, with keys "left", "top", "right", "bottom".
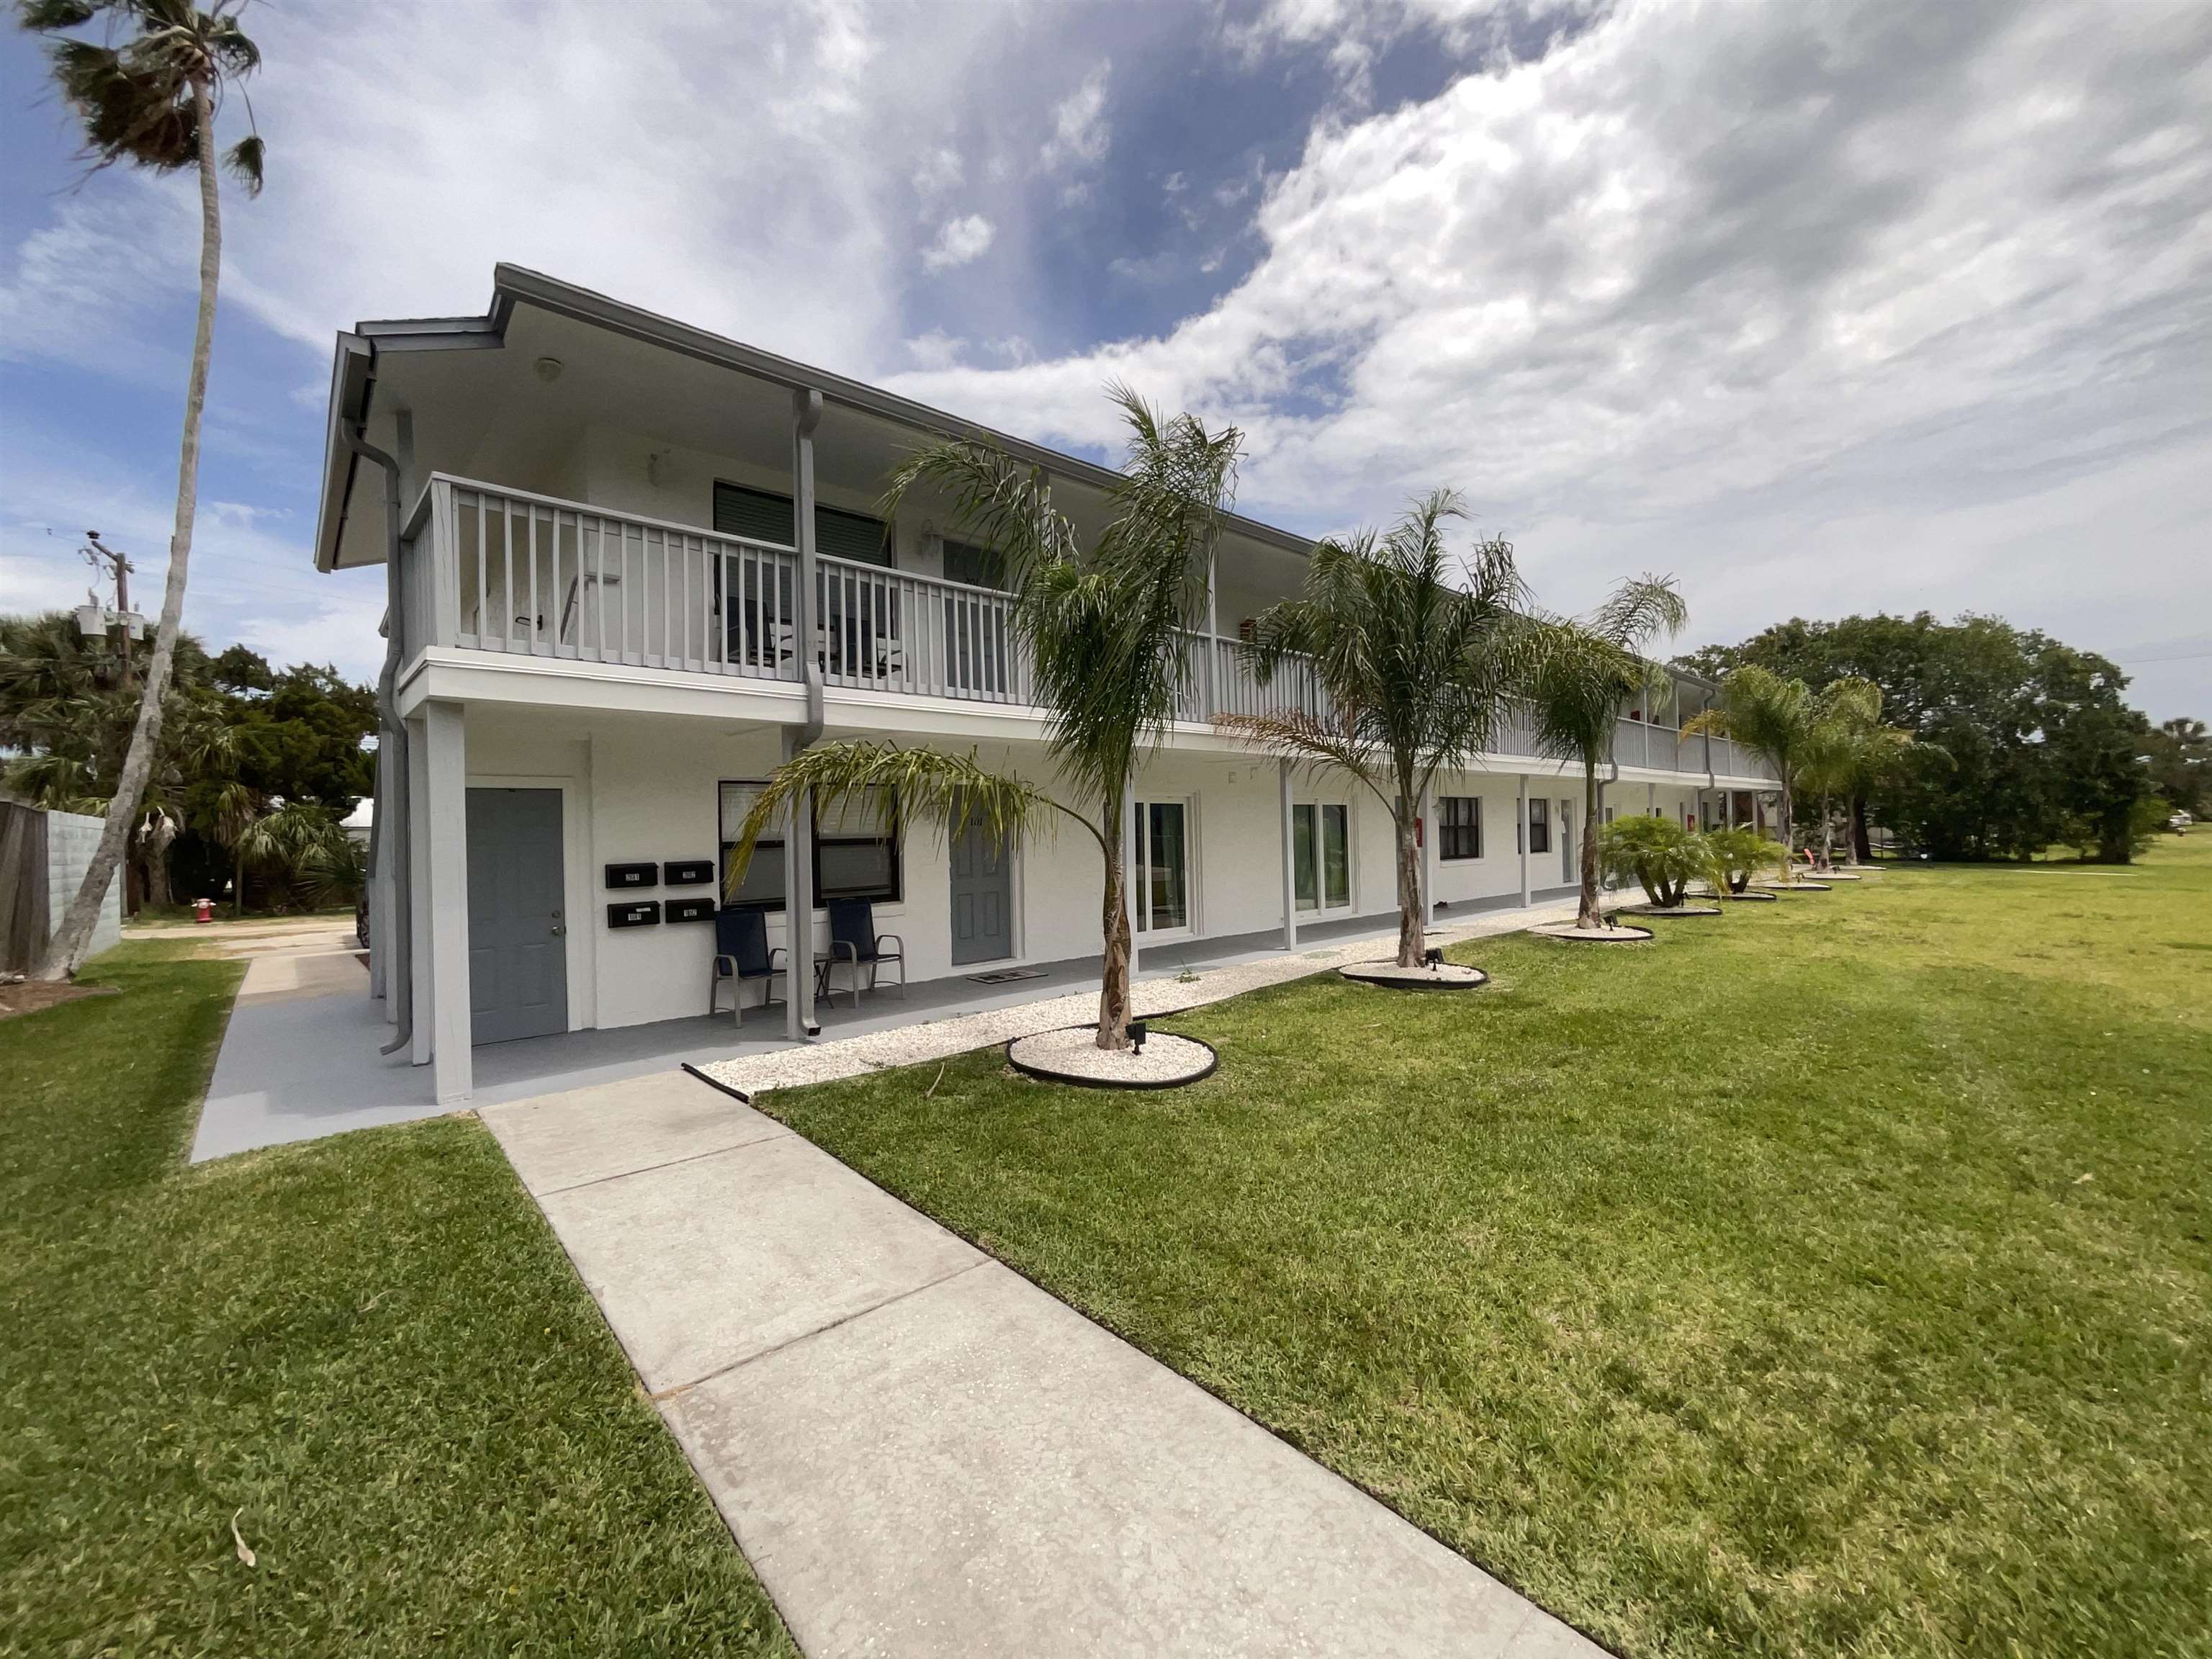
{"left": 1423, "top": 947, "right": 1444, "bottom": 969}
{"left": 1127, "top": 1020, "right": 1148, "bottom": 1053}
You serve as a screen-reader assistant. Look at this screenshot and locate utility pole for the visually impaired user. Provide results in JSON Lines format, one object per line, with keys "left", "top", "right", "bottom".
{"left": 80, "top": 531, "right": 138, "bottom": 687}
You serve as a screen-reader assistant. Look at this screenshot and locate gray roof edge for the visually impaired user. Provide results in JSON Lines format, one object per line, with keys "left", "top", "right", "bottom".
{"left": 312, "top": 333, "right": 376, "bottom": 573}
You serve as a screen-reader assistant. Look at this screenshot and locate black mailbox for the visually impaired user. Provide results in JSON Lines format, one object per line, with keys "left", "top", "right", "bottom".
{"left": 664, "top": 860, "right": 715, "bottom": 886}
{"left": 607, "top": 900, "right": 660, "bottom": 928}
{"left": 665, "top": 897, "right": 716, "bottom": 924}
{"left": 606, "top": 861, "right": 658, "bottom": 889}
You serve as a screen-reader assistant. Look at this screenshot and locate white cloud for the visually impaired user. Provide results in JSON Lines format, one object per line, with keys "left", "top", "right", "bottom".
{"left": 903, "top": 328, "right": 966, "bottom": 369}
{"left": 921, "top": 213, "right": 995, "bottom": 274}
{"left": 1040, "top": 63, "right": 1112, "bottom": 172}
{"left": 888, "top": 0, "right": 2212, "bottom": 711}
{"left": 912, "top": 145, "right": 964, "bottom": 200}
{"left": 0, "top": 183, "right": 196, "bottom": 384}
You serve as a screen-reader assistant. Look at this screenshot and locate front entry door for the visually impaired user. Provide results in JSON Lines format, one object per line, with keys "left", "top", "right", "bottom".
{"left": 467, "top": 788, "right": 567, "bottom": 1044}
{"left": 948, "top": 806, "right": 1012, "bottom": 966}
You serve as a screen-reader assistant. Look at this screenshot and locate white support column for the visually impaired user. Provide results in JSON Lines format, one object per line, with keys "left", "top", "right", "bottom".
{"left": 1204, "top": 546, "right": 1220, "bottom": 721}
{"left": 786, "top": 389, "right": 822, "bottom": 1040}
{"left": 408, "top": 714, "right": 433, "bottom": 1064}
{"left": 423, "top": 700, "right": 472, "bottom": 1104}
{"left": 1279, "top": 758, "right": 1298, "bottom": 950}
{"left": 369, "top": 739, "right": 392, "bottom": 1009}
{"left": 1517, "top": 774, "right": 1531, "bottom": 907}
{"left": 1419, "top": 781, "right": 1438, "bottom": 925}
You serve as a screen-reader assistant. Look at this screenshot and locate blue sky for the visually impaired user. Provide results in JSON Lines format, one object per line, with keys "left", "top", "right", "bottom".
{"left": 3, "top": 0, "right": 2208, "bottom": 719}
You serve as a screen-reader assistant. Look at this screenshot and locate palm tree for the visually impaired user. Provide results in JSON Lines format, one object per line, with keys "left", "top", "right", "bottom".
{"left": 732, "top": 385, "right": 1241, "bottom": 1052}
{"left": 20, "top": 0, "right": 264, "bottom": 979}
{"left": 1794, "top": 678, "right": 1897, "bottom": 869}
{"left": 1213, "top": 490, "right": 1528, "bottom": 967}
{"left": 1524, "top": 578, "right": 1689, "bottom": 930}
{"left": 1682, "top": 668, "right": 1884, "bottom": 870}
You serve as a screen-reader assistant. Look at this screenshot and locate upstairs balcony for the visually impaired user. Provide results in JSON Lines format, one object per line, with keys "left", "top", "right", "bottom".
{"left": 399, "top": 476, "right": 1773, "bottom": 783}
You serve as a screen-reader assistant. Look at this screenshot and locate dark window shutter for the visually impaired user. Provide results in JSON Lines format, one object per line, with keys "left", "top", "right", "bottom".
{"left": 713, "top": 482, "right": 795, "bottom": 546}
{"left": 817, "top": 505, "right": 891, "bottom": 567}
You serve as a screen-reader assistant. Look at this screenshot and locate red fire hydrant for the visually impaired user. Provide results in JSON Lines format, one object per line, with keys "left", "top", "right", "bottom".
{"left": 194, "top": 897, "right": 215, "bottom": 924}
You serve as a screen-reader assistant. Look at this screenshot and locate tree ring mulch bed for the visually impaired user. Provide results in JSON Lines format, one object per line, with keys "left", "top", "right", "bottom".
{"left": 1337, "top": 961, "right": 1490, "bottom": 990}
{"left": 0, "top": 981, "right": 120, "bottom": 1021}
{"left": 1717, "top": 890, "right": 1780, "bottom": 902}
{"left": 1529, "top": 921, "right": 1655, "bottom": 943}
{"left": 1753, "top": 880, "right": 1833, "bottom": 892}
{"left": 1620, "top": 904, "right": 1725, "bottom": 917}
{"left": 1811, "top": 871, "right": 1863, "bottom": 881}
{"left": 1007, "top": 1025, "right": 1218, "bottom": 1090}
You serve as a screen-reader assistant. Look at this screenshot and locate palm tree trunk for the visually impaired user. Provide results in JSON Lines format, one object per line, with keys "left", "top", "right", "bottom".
{"left": 37, "top": 76, "right": 220, "bottom": 980}
{"left": 1818, "top": 792, "right": 1835, "bottom": 870}
{"left": 233, "top": 844, "right": 247, "bottom": 919}
{"left": 1851, "top": 795, "right": 1871, "bottom": 863}
{"left": 1579, "top": 760, "right": 1604, "bottom": 929}
{"left": 1095, "top": 801, "right": 1132, "bottom": 1051}
{"left": 1394, "top": 794, "right": 1422, "bottom": 967}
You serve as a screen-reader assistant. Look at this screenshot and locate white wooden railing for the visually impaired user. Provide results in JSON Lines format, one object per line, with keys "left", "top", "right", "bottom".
{"left": 400, "top": 476, "right": 1772, "bottom": 781}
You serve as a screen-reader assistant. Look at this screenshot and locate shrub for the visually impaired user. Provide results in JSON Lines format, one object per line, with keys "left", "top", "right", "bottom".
{"left": 1599, "top": 815, "right": 1706, "bottom": 908}
{"left": 1702, "top": 826, "right": 1786, "bottom": 894}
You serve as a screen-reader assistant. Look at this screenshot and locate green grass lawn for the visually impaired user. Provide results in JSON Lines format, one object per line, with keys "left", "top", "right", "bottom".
{"left": 763, "top": 840, "right": 2212, "bottom": 1659}
{"left": 1, "top": 943, "right": 795, "bottom": 1658}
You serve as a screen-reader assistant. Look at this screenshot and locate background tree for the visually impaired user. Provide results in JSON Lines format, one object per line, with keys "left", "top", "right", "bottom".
{"left": 2144, "top": 717, "right": 2208, "bottom": 818}
{"left": 1525, "top": 578, "right": 1689, "bottom": 930}
{"left": 1216, "top": 491, "right": 1529, "bottom": 966}
{"left": 19, "top": 0, "right": 265, "bottom": 978}
{"left": 757, "top": 385, "right": 1241, "bottom": 1052}
{"left": 1790, "top": 676, "right": 1886, "bottom": 869}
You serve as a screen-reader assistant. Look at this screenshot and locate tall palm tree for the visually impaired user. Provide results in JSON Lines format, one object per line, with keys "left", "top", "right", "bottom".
{"left": 20, "top": 0, "right": 264, "bottom": 979}
{"left": 732, "top": 385, "right": 1241, "bottom": 1052}
{"left": 1794, "top": 678, "right": 1896, "bottom": 869}
{"left": 1524, "top": 578, "right": 1689, "bottom": 930}
{"left": 1681, "top": 668, "right": 1881, "bottom": 868}
{"left": 1215, "top": 490, "right": 1529, "bottom": 967}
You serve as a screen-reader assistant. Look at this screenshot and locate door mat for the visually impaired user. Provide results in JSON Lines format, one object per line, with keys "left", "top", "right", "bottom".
{"left": 966, "top": 966, "right": 1050, "bottom": 985}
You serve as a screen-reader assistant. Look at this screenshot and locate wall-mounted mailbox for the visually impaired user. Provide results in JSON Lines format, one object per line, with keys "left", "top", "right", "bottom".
{"left": 607, "top": 900, "right": 660, "bottom": 928}
{"left": 663, "top": 860, "right": 715, "bottom": 887}
{"left": 606, "top": 862, "right": 658, "bottom": 889}
{"left": 665, "top": 896, "right": 716, "bottom": 924}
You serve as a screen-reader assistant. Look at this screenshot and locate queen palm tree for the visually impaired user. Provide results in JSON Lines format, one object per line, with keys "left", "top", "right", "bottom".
{"left": 729, "top": 385, "right": 1241, "bottom": 1052}
{"left": 20, "top": 0, "right": 264, "bottom": 979}
{"left": 1681, "top": 668, "right": 1882, "bottom": 871}
{"left": 1213, "top": 490, "right": 1529, "bottom": 967}
{"left": 1794, "top": 678, "right": 1894, "bottom": 869}
{"left": 1524, "top": 578, "right": 1689, "bottom": 930}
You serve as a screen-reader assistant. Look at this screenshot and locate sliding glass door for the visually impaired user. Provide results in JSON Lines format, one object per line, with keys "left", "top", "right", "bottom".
{"left": 1290, "top": 803, "right": 1351, "bottom": 913}
{"left": 1135, "top": 800, "right": 1190, "bottom": 933}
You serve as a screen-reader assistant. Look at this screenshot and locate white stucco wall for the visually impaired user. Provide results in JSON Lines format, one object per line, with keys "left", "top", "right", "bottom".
{"left": 47, "top": 809, "right": 122, "bottom": 960}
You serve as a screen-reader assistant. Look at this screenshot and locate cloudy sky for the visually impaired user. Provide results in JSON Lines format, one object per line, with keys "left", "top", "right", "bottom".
{"left": 3, "top": 0, "right": 2207, "bottom": 718}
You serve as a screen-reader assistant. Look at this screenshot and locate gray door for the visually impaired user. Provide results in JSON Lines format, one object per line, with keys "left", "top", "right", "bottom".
{"left": 467, "top": 788, "right": 567, "bottom": 1044}
{"left": 948, "top": 807, "right": 1012, "bottom": 966}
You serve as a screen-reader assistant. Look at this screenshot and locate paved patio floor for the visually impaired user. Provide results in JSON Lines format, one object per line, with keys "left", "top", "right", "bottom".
{"left": 481, "top": 1070, "right": 1602, "bottom": 1658}
{"left": 190, "top": 891, "right": 1575, "bottom": 1162}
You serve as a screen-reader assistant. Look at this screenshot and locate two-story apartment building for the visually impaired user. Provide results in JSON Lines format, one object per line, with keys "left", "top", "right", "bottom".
{"left": 315, "top": 267, "right": 1780, "bottom": 1104}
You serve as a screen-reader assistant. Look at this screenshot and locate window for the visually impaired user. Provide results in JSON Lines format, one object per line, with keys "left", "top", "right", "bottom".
{"left": 1290, "top": 803, "right": 1352, "bottom": 909}
{"left": 712, "top": 482, "right": 892, "bottom": 567}
{"left": 941, "top": 537, "right": 1005, "bottom": 590}
{"left": 718, "top": 781, "right": 901, "bottom": 910}
{"left": 1527, "top": 797, "right": 1551, "bottom": 855}
{"left": 1135, "top": 800, "right": 1190, "bottom": 932}
{"left": 1438, "top": 796, "right": 1481, "bottom": 861}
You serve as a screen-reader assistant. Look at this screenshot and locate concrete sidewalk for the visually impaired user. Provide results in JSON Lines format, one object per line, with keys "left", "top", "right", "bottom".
{"left": 482, "top": 1072, "right": 1601, "bottom": 1658}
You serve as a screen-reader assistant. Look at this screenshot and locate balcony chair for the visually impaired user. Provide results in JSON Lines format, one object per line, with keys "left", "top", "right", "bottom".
{"left": 821, "top": 899, "right": 905, "bottom": 1008}
{"left": 709, "top": 907, "right": 788, "bottom": 1027}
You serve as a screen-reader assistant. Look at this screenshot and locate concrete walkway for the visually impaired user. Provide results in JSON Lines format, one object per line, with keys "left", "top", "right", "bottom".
{"left": 482, "top": 1071, "right": 1601, "bottom": 1658}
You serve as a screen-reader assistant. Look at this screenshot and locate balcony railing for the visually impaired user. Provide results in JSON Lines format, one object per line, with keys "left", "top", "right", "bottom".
{"left": 401, "top": 477, "right": 1773, "bottom": 781}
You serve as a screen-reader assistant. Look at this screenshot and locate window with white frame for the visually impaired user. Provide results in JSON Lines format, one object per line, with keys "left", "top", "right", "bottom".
{"left": 1134, "top": 799, "right": 1192, "bottom": 932}
{"left": 1527, "top": 797, "right": 1551, "bottom": 855}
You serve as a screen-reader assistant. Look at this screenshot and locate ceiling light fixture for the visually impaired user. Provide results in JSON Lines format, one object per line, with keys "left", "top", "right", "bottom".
{"left": 533, "top": 355, "right": 564, "bottom": 383}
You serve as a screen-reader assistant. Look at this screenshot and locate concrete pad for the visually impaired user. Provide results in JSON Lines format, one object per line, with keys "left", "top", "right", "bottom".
{"left": 237, "top": 948, "right": 369, "bottom": 1004}
{"left": 664, "top": 1258, "right": 1588, "bottom": 1658}
{"left": 538, "top": 1134, "right": 984, "bottom": 1393}
{"left": 480, "top": 1071, "right": 789, "bottom": 1195}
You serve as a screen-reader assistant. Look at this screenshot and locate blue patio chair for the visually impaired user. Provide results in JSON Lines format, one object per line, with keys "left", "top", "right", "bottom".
{"left": 709, "top": 907, "right": 787, "bottom": 1027}
{"left": 822, "top": 898, "right": 904, "bottom": 1008}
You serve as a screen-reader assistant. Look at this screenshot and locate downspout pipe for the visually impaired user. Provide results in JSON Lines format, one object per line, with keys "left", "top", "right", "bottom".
{"left": 343, "top": 420, "right": 413, "bottom": 1058}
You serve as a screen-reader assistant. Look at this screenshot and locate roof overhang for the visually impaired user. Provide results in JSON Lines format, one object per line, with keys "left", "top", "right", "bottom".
{"left": 310, "top": 264, "right": 1316, "bottom": 574}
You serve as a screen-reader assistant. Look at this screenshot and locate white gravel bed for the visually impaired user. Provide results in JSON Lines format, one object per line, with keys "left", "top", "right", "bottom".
{"left": 691, "top": 895, "right": 1582, "bottom": 1102}
{"left": 1007, "top": 1025, "right": 1217, "bottom": 1087}
{"left": 1754, "top": 880, "right": 1832, "bottom": 891}
{"left": 1529, "top": 920, "right": 1654, "bottom": 943}
{"left": 1337, "top": 960, "right": 1489, "bottom": 988}
{"left": 1621, "top": 904, "right": 1723, "bottom": 917}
